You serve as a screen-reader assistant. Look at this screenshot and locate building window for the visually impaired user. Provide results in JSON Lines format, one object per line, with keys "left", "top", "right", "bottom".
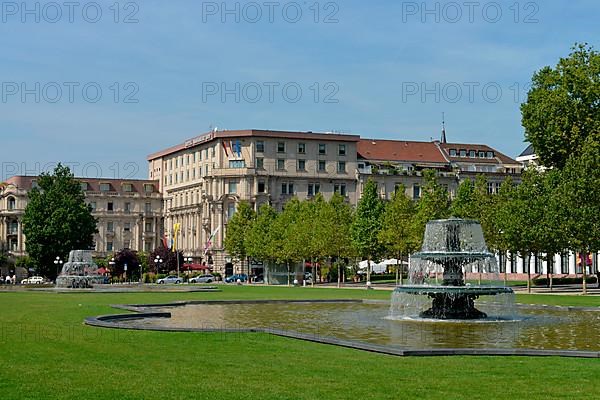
{"left": 561, "top": 253, "right": 569, "bottom": 274}
{"left": 7, "top": 197, "right": 16, "bottom": 210}
{"left": 256, "top": 157, "right": 264, "bottom": 169}
{"left": 228, "top": 180, "right": 238, "bottom": 194}
{"left": 107, "top": 242, "right": 113, "bottom": 252}
{"left": 298, "top": 143, "right": 306, "bottom": 154}
{"left": 122, "top": 183, "right": 133, "bottom": 192}
{"left": 413, "top": 184, "right": 420, "bottom": 199}
{"left": 277, "top": 159, "right": 285, "bottom": 170}
{"left": 145, "top": 221, "right": 153, "bottom": 232}
{"left": 107, "top": 202, "right": 114, "bottom": 212}
{"left": 144, "top": 184, "right": 154, "bottom": 193}
{"left": 281, "top": 183, "right": 294, "bottom": 195}
{"left": 338, "top": 144, "right": 346, "bottom": 156}
{"left": 145, "top": 202, "right": 152, "bottom": 213}
{"left": 337, "top": 161, "right": 346, "bottom": 173}
{"left": 107, "top": 222, "right": 114, "bottom": 232}
{"left": 308, "top": 183, "right": 320, "bottom": 196}
{"left": 478, "top": 151, "right": 485, "bottom": 158}
{"left": 277, "top": 142, "right": 286, "bottom": 153}
{"left": 334, "top": 183, "right": 347, "bottom": 196}
{"left": 124, "top": 222, "right": 131, "bottom": 232}
{"left": 229, "top": 160, "right": 246, "bottom": 168}
{"left": 469, "top": 150, "right": 476, "bottom": 158}
{"left": 124, "top": 240, "right": 131, "bottom": 249}
{"left": 205, "top": 165, "right": 209, "bottom": 175}
{"left": 89, "top": 201, "right": 96, "bottom": 211}
{"left": 459, "top": 149, "right": 467, "bottom": 157}
{"left": 256, "top": 140, "right": 265, "bottom": 153}
{"left": 258, "top": 181, "right": 265, "bottom": 193}
{"left": 449, "top": 149, "right": 457, "bottom": 157}
{"left": 80, "top": 182, "right": 88, "bottom": 191}
{"left": 487, "top": 182, "right": 494, "bottom": 194}
{"left": 318, "top": 160, "right": 326, "bottom": 172}
{"left": 124, "top": 202, "right": 131, "bottom": 212}
{"left": 318, "top": 143, "right": 326, "bottom": 155}
{"left": 297, "top": 159, "right": 306, "bottom": 171}
{"left": 227, "top": 203, "right": 236, "bottom": 220}
{"left": 100, "top": 183, "right": 111, "bottom": 192}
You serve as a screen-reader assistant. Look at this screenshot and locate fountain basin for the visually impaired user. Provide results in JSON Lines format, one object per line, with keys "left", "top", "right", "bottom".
{"left": 393, "top": 286, "right": 513, "bottom": 296}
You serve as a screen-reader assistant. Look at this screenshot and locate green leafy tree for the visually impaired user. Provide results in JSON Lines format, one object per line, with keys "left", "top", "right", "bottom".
{"left": 351, "top": 179, "right": 384, "bottom": 285}
{"left": 521, "top": 43, "right": 600, "bottom": 169}
{"left": 246, "top": 203, "right": 278, "bottom": 264}
{"left": 323, "top": 193, "right": 354, "bottom": 286}
{"left": 271, "top": 198, "right": 304, "bottom": 285}
{"left": 378, "top": 185, "right": 419, "bottom": 285}
{"left": 555, "top": 139, "right": 600, "bottom": 294}
{"left": 451, "top": 179, "right": 477, "bottom": 218}
{"left": 413, "top": 170, "right": 451, "bottom": 245}
{"left": 22, "top": 164, "right": 97, "bottom": 280}
{"left": 223, "top": 201, "right": 256, "bottom": 276}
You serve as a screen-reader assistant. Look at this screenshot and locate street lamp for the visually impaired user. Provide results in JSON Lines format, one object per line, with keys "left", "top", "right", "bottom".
{"left": 154, "top": 255, "right": 163, "bottom": 280}
{"left": 54, "top": 256, "right": 63, "bottom": 282}
{"left": 109, "top": 257, "right": 115, "bottom": 284}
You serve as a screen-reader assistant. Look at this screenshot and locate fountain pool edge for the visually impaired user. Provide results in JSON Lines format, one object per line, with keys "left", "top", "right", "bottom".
{"left": 84, "top": 299, "right": 600, "bottom": 359}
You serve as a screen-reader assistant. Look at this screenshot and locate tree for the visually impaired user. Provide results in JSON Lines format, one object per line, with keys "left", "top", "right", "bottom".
{"left": 555, "top": 139, "right": 600, "bottom": 294}
{"left": 246, "top": 204, "right": 278, "bottom": 264}
{"left": 322, "top": 193, "right": 354, "bottom": 286}
{"left": 451, "top": 179, "right": 477, "bottom": 219}
{"left": 149, "top": 246, "right": 183, "bottom": 274}
{"left": 413, "top": 170, "right": 451, "bottom": 245}
{"left": 223, "top": 201, "right": 256, "bottom": 277}
{"left": 272, "top": 198, "right": 304, "bottom": 285}
{"left": 378, "top": 185, "right": 419, "bottom": 285}
{"left": 112, "top": 248, "right": 141, "bottom": 280}
{"left": 351, "top": 179, "right": 384, "bottom": 285}
{"left": 22, "top": 164, "right": 97, "bottom": 280}
{"left": 521, "top": 43, "right": 600, "bottom": 169}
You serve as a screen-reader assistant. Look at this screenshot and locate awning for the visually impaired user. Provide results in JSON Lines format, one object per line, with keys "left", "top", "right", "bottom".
{"left": 184, "top": 263, "right": 210, "bottom": 271}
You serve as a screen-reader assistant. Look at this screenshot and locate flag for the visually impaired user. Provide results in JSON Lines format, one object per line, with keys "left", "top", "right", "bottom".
{"left": 203, "top": 226, "right": 220, "bottom": 255}
{"left": 222, "top": 141, "right": 229, "bottom": 157}
{"left": 235, "top": 139, "right": 242, "bottom": 157}
{"left": 161, "top": 234, "right": 168, "bottom": 249}
{"left": 172, "top": 223, "right": 181, "bottom": 252}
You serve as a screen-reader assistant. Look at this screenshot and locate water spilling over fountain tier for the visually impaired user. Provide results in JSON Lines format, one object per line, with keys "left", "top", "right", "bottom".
{"left": 392, "top": 218, "right": 514, "bottom": 320}
{"left": 56, "top": 250, "right": 106, "bottom": 288}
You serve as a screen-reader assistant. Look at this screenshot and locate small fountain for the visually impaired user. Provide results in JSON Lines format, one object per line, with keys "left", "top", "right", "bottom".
{"left": 390, "top": 218, "right": 515, "bottom": 320}
{"left": 56, "top": 250, "right": 106, "bottom": 288}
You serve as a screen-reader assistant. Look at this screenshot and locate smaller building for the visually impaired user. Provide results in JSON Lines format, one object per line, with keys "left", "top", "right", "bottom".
{"left": 0, "top": 176, "right": 163, "bottom": 260}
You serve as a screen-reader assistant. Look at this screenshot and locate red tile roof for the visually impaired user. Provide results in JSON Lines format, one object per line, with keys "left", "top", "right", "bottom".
{"left": 357, "top": 139, "right": 449, "bottom": 164}
{"left": 439, "top": 143, "right": 518, "bottom": 165}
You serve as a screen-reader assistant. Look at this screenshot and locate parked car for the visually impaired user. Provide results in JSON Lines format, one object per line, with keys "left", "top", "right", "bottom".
{"left": 189, "top": 274, "right": 215, "bottom": 284}
{"left": 21, "top": 276, "right": 46, "bottom": 285}
{"left": 225, "top": 274, "right": 248, "bottom": 283}
{"left": 157, "top": 275, "right": 182, "bottom": 284}
{"left": 252, "top": 274, "right": 264, "bottom": 283}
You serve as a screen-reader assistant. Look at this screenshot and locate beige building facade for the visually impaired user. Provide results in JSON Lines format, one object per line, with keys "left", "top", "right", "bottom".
{"left": 0, "top": 176, "right": 162, "bottom": 259}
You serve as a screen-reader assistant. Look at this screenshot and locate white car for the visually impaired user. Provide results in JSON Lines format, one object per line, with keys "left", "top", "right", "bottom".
{"left": 21, "top": 276, "right": 45, "bottom": 285}
{"left": 189, "top": 274, "right": 214, "bottom": 284}
{"left": 157, "top": 275, "right": 182, "bottom": 284}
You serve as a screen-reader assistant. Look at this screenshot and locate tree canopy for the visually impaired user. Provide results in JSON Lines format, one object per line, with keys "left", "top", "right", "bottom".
{"left": 22, "top": 164, "right": 97, "bottom": 280}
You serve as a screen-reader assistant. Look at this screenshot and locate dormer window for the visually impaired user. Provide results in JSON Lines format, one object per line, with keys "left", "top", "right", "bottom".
{"left": 80, "top": 182, "right": 88, "bottom": 191}
{"left": 122, "top": 183, "right": 133, "bottom": 192}
{"left": 469, "top": 150, "right": 476, "bottom": 158}
{"left": 459, "top": 149, "right": 467, "bottom": 157}
{"left": 99, "top": 183, "right": 111, "bottom": 192}
{"left": 478, "top": 151, "right": 485, "bottom": 158}
{"left": 449, "top": 149, "right": 457, "bottom": 157}
{"left": 487, "top": 151, "right": 494, "bottom": 158}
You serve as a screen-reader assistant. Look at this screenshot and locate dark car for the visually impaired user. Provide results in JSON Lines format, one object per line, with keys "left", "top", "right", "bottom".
{"left": 225, "top": 274, "right": 248, "bottom": 283}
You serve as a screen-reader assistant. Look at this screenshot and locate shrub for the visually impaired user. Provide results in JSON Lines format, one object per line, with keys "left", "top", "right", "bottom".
{"left": 533, "top": 276, "right": 598, "bottom": 286}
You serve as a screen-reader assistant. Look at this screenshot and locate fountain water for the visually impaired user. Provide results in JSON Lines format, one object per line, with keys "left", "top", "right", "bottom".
{"left": 56, "top": 250, "right": 106, "bottom": 288}
{"left": 390, "top": 218, "right": 515, "bottom": 320}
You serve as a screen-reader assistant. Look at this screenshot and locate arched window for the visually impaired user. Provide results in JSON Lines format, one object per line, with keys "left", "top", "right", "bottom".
{"left": 7, "top": 196, "right": 16, "bottom": 210}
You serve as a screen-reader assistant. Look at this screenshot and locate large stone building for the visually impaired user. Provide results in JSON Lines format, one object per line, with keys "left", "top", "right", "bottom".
{"left": 147, "top": 129, "right": 523, "bottom": 275}
{"left": 0, "top": 176, "right": 163, "bottom": 258}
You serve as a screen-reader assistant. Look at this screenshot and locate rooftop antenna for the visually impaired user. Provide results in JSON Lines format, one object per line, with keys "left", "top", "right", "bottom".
{"left": 441, "top": 112, "right": 447, "bottom": 144}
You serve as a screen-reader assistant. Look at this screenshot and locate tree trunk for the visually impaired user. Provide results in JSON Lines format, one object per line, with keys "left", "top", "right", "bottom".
{"left": 366, "top": 256, "right": 371, "bottom": 289}
{"left": 287, "top": 261, "right": 290, "bottom": 287}
{"left": 526, "top": 254, "right": 531, "bottom": 293}
{"left": 548, "top": 256, "right": 553, "bottom": 292}
{"left": 337, "top": 254, "right": 341, "bottom": 288}
{"left": 582, "top": 250, "right": 588, "bottom": 295}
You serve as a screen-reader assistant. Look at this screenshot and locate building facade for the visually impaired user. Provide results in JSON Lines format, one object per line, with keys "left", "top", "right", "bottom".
{"left": 0, "top": 176, "right": 163, "bottom": 258}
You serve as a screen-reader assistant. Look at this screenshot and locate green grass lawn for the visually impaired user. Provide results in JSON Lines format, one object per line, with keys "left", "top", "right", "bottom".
{"left": 0, "top": 285, "right": 599, "bottom": 399}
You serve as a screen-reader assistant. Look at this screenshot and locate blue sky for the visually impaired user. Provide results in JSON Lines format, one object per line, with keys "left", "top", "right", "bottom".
{"left": 1, "top": 0, "right": 599, "bottom": 179}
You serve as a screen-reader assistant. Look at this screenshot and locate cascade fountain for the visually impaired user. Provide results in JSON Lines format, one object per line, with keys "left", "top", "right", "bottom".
{"left": 56, "top": 250, "right": 106, "bottom": 288}
{"left": 390, "top": 218, "right": 515, "bottom": 320}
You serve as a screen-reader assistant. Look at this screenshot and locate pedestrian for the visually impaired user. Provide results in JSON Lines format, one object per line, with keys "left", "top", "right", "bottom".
{"left": 5, "top": 275, "right": 11, "bottom": 285}
{"left": 12, "top": 274, "right": 16, "bottom": 285}
{"left": 0, "top": 275, "right": 4, "bottom": 284}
